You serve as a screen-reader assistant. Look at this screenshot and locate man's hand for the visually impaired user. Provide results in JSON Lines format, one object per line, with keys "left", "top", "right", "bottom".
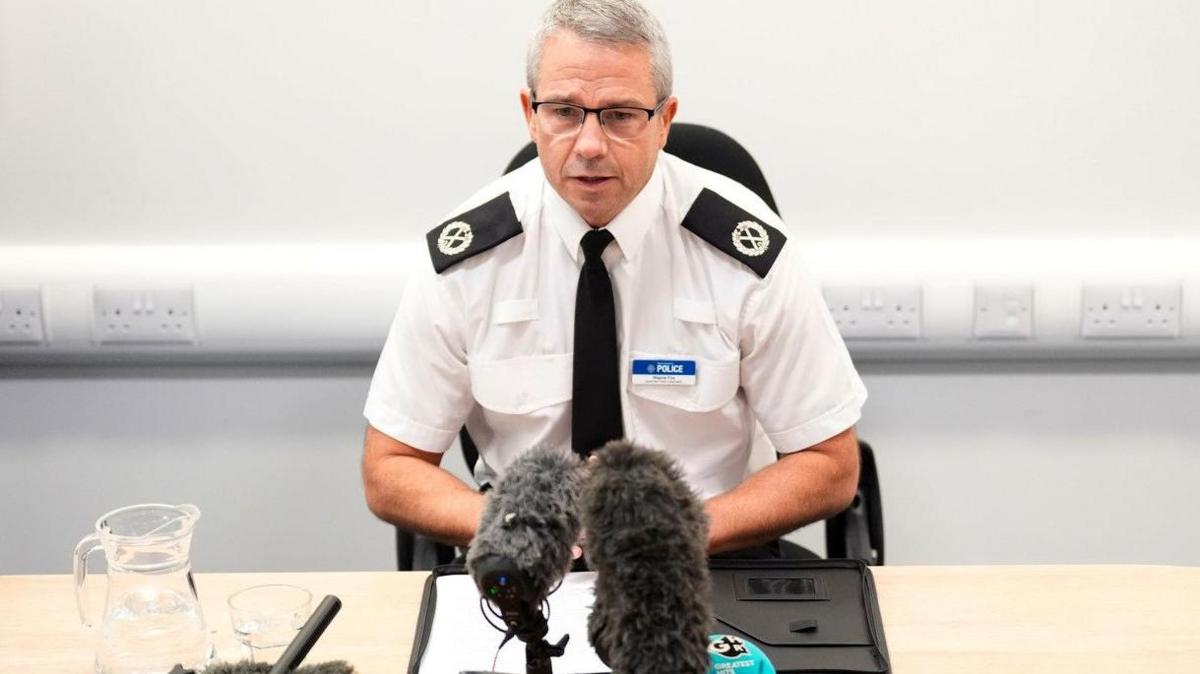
{"left": 361, "top": 424, "right": 485, "bottom": 548}
{"left": 704, "top": 426, "right": 860, "bottom": 554}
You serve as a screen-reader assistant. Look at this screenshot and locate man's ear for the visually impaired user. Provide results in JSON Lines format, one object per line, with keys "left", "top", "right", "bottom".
{"left": 520, "top": 89, "right": 538, "bottom": 142}
{"left": 658, "top": 96, "right": 679, "bottom": 150}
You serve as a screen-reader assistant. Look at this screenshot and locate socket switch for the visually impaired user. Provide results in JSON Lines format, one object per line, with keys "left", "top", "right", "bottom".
{"left": 93, "top": 287, "right": 197, "bottom": 344}
{"left": 974, "top": 285, "right": 1034, "bottom": 339}
{"left": 823, "top": 285, "right": 923, "bottom": 339}
{"left": 1081, "top": 284, "right": 1181, "bottom": 339}
{"left": 0, "top": 287, "right": 46, "bottom": 344}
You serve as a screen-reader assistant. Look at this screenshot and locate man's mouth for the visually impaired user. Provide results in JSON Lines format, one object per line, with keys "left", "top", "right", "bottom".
{"left": 571, "top": 176, "right": 614, "bottom": 187}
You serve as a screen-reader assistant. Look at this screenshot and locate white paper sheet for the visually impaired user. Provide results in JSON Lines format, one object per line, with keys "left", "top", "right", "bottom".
{"left": 417, "top": 571, "right": 611, "bottom": 674}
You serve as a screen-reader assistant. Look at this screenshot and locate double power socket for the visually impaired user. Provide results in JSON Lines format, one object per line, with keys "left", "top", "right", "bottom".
{"left": 1079, "top": 285, "right": 1182, "bottom": 339}
{"left": 92, "top": 288, "right": 197, "bottom": 344}
{"left": 0, "top": 287, "right": 197, "bottom": 345}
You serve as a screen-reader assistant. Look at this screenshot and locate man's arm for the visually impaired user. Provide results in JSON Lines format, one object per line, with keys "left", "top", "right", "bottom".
{"left": 361, "top": 424, "right": 484, "bottom": 548}
{"left": 704, "top": 426, "right": 860, "bottom": 554}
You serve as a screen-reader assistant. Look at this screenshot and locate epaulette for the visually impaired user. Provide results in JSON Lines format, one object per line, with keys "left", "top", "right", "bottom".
{"left": 426, "top": 193, "right": 523, "bottom": 273}
{"left": 681, "top": 188, "right": 786, "bottom": 279}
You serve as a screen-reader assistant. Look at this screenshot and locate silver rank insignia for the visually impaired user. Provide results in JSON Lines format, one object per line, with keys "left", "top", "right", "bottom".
{"left": 436, "top": 221, "right": 474, "bottom": 256}
{"left": 731, "top": 220, "right": 770, "bottom": 257}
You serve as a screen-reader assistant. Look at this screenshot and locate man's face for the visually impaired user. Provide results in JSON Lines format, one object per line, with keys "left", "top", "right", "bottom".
{"left": 521, "top": 30, "right": 677, "bottom": 228}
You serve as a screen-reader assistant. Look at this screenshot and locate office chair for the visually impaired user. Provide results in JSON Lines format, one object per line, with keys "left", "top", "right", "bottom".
{"left": 395, "top": 123, "right": 884, "bottom": 569}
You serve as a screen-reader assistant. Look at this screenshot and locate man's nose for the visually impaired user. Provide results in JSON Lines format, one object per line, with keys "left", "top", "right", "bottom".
{"left": 572, "top": 111, "right": 608, "bottom": 159}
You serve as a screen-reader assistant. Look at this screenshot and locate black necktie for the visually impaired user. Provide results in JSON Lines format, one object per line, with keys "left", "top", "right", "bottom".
{"left": 572, "top": 228, "right": 623, "bottom": 458}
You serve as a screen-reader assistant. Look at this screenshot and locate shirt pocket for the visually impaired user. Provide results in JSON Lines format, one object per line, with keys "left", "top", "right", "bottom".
{"left": 492, "top": 299, "right": 539, "bottom": 325}
{"left": 673, "top": 297, "right": 717, "bottom": 325}
{"left": 468, "top": 352, "right": 572, "bottom": 414}
{"left": 627, "top": 350, "right": 740, "bottom": 412}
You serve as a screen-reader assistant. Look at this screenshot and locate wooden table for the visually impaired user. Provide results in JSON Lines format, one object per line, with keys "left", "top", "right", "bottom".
{"left": 2, "top": 566, "right": 1198, "bottom": 673}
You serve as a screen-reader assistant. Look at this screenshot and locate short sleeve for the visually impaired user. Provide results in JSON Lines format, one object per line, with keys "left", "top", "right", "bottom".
{"left": 363, "top": 267, "right": 474, "bottom": 453}
{"left": 739, "top": 246, "right": 868, "bottom": 452}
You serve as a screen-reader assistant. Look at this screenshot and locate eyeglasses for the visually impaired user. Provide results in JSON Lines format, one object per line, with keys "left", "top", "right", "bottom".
{"left": 530, "top": 99, "right": 667, "bottom": 140}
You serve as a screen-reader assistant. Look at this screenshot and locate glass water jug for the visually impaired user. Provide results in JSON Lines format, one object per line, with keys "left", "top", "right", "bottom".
{"left": 74, "top": 503, "right": 214, "bottom": 674}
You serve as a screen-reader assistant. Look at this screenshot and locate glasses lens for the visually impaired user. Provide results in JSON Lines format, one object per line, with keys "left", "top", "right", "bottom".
{"left": 536, "top": 103, "right": 585, "bottom": 135}
{"left": 599, "top": 108, "right": 650, "bottom": 140}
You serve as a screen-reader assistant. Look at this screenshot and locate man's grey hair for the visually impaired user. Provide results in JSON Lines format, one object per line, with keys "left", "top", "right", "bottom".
{"left": 527, "top": 0, "right": 673, "bottom": 102}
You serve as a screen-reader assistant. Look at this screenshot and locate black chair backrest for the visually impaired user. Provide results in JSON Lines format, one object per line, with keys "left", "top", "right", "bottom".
{"left": 504, "top": 122, "right": 780, "bottom": 216}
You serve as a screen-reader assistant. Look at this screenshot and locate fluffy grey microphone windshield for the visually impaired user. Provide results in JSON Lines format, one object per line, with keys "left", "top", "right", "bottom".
{"left": 466, "top": 446, "right": 584, "bottom": 603}
{"left": 581, "top": 441, "right": 713, "bottom": 674}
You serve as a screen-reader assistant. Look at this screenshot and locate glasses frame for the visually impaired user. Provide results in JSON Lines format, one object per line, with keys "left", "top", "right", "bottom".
{"left": 529, "top": 98, "right": 668, "bottom": 139}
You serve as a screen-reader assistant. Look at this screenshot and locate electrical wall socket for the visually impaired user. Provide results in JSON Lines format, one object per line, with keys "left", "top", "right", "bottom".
{"left": 93, "top": 287, "right": 197, "bottom": 344}
{"left": 823, "top": 285, "right": 923, "bottom": 339}
{"left": 0, "top": 287, "right": 46, "bottom": 344}
{"left": 1081, "top": 284, "right": 1181, "bottom": 339}
{"left": 974, "top": 284, "right": 1034, "bottom": 339}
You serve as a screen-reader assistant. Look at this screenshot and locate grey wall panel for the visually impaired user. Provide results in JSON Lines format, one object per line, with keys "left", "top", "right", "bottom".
{"left": 4, "top": 361, "right": 1199, "bottom": 573}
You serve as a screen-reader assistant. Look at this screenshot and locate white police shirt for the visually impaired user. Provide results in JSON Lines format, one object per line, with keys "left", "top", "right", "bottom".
{"left": 364, "top": 153, "right": 867, "bottom": 499}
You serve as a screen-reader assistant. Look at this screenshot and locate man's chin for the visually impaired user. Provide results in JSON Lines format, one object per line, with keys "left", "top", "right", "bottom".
{"left": 563, "top": 189, "right": 624, "bottom": 227}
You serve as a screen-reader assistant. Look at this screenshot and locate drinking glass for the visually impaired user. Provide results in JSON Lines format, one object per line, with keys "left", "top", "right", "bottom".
{"left": 228, "top": 584, "right": 311, "bottom": 663}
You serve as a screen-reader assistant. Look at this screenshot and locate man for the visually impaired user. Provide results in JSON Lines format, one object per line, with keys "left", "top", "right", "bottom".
{"left": 363, "top": 0, "right": 867, "bottom": 556}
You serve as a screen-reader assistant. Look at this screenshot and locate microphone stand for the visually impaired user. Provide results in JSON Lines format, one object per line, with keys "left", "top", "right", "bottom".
{"left": 461, "top": 619, "right": 567, "bottom": 674}
{"left": 511, "top": 604, "right": 569, "bottom": 674}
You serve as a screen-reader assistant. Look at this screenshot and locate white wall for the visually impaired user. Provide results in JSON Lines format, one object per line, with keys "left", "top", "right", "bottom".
{"left": 3, "top": 1, "right": 1198, "bottom": 243}
{"left": 2, "top": 1, "right": 1200, "bottom": 573}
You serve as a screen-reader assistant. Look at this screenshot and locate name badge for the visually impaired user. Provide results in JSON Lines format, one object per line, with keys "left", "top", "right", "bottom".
{"left": 631, "top": 359, "right": 697, "bottom": 386}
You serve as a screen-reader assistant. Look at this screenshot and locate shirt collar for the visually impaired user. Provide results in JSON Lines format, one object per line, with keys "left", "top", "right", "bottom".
{"left": 543, "top": 157, "right": 664, "bottom": 263}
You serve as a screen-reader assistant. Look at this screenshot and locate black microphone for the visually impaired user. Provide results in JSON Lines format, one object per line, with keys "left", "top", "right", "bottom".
{"left": 580, "top": 441, "right": 713, "bottom": 674}
{"left": 465, "top": 445, "right": 584, "bottom": 672}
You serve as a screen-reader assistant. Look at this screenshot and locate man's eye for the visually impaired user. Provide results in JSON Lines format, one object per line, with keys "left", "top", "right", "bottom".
{"left": 551, "top": 106, "right": 579, "bottom": 119}
{"left": 606, "top": 110, "right": 637, "bottom": 123}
